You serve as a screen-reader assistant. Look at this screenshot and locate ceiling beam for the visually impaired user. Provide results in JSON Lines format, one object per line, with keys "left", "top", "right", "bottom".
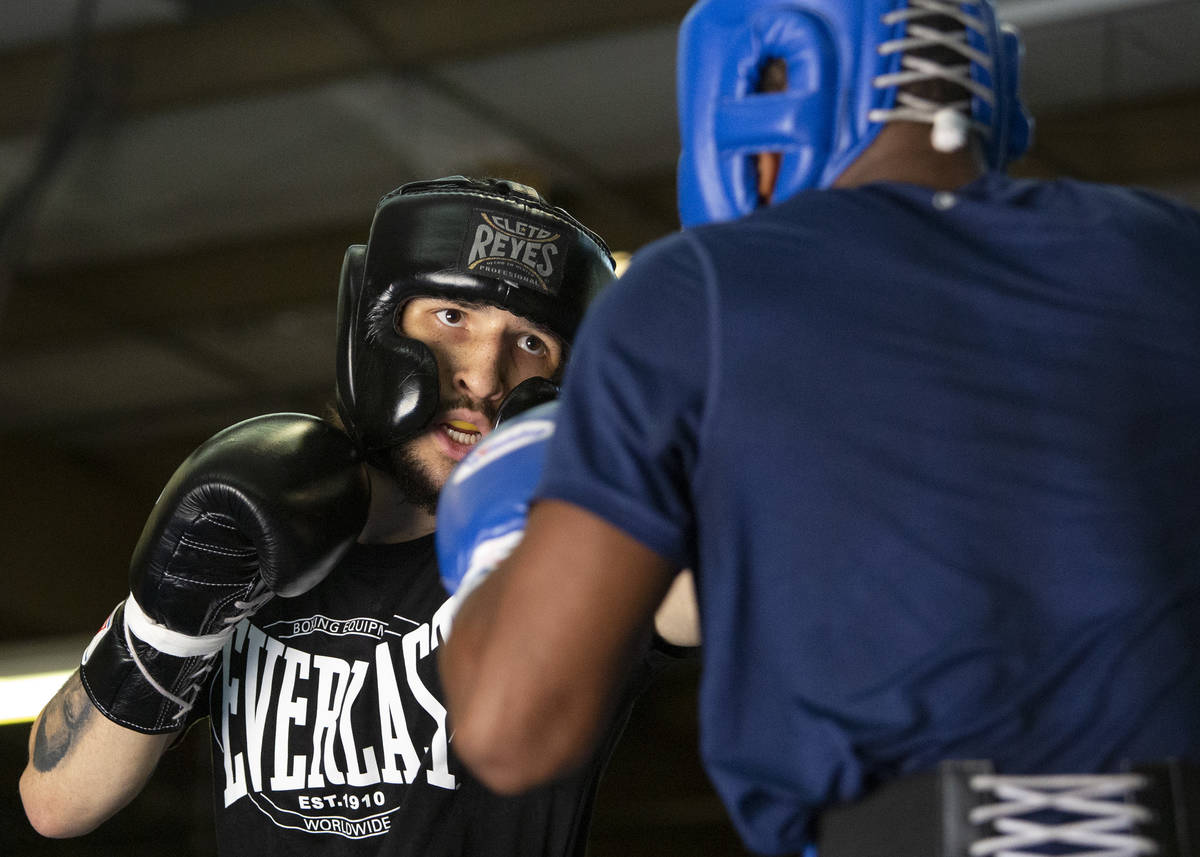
{"left": 0, "top": 0, "right": 694, "bottom": 139}
{"left": 1, "top": 224, "right": 359, "bottom": 351}
{"left": 997, "top": 0, "right": 1185, "bottom": 27}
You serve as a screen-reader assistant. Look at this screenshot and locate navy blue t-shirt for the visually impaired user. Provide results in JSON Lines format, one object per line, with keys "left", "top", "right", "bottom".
{"left": 536, "top": 174, "right": 1200, "bottom": 855}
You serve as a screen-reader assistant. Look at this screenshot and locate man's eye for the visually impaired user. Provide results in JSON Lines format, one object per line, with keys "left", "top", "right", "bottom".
{"left": 518, "top": 334, "right": 547, "bottom": 356}
{"left": 436, "top": 308, "right": 465, "bottom": 327}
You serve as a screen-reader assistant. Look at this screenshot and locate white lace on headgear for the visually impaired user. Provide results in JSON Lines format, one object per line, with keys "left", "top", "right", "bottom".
{"left": 868, "top": 0, "right": 996, "bottom": 153}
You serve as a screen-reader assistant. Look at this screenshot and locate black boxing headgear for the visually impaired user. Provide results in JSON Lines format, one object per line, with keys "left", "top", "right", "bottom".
{"left": 335, "top": 176, "right": 615, "bottom": 465}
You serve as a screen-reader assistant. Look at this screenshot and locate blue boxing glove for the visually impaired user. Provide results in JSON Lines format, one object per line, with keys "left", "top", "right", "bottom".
{"left": 436, "top": 401, "right": 558, "bottom": 604}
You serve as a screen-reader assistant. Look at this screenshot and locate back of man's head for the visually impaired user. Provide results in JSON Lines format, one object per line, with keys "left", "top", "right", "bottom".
{"left": 676, "top": 0, "right": 1033, "bottom": 226}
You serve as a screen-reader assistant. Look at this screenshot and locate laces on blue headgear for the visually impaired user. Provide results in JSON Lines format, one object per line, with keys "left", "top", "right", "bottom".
{"left": 676, "top": 0, "right": 1033, "bottom": 227}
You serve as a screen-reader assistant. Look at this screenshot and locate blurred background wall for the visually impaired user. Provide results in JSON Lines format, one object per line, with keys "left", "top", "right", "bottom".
{"left": 1, "top": 0, "right": 1198, "bottom": 854}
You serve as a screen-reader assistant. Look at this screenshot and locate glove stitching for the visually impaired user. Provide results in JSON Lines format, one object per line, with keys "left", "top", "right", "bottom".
{"left": 159, "top": 574, "right": 250, "bottom": 588}
{"left": 177, "top": 535, "right": 256, "bottom": 558}
{"left": 78, "top": 667, "right": 146, "bottom": 732}
{"left": 217, "top": 585, "right": 251, "bottom": 613}
{"left": 197, "top": 512, "right": 241, "bottom": 531}
{"left": 163, "top": 654, "right": 195, "bottom": 702}
{"left": 178, "top": 545, "right": 256, "bottom": 559}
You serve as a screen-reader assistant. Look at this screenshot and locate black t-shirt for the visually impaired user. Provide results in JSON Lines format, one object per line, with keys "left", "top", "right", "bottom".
{"left": 199, "top": 536, "right": 666, "bottom": 856}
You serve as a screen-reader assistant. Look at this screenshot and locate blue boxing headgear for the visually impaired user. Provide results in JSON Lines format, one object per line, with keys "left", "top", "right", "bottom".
{"left": 335, "top": 176, "right": 615, "bottom": 468}
{"left": 676, "top": 0, "right": 1033, "bottom": 226}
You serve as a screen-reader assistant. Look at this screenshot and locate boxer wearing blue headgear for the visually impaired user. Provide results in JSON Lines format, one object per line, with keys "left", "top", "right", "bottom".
{"left": 441, "top": 2, "right": 1200, "bottom": 856}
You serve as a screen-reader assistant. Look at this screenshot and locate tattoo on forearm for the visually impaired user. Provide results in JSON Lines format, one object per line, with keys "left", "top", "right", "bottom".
{"left": 31, "top": 671, "right": 94, "bottom": 773}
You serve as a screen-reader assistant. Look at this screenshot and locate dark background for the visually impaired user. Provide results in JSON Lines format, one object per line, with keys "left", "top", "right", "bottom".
{"left": 2, "top": 0, "right": 1199, "bottom": 854}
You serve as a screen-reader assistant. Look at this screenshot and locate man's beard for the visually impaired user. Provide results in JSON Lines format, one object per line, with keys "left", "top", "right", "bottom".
{"left": 386, "top": 443, "right": 442, "bottom": 517}
{"left": 384, "top": 393, "right": 500, "bottom": 516}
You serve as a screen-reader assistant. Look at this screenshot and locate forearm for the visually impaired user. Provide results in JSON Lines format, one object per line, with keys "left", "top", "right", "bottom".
{"left": 442, "top": 562, "right": 569, "bottom": 792}
{"left": 442, "top": 500, "right": 676, "bottom": 793}
{"left": 444, "top": 564, "right": 645, "bottom": 793}
{"left": 20, "top": 670, "right": 175, "bottom": 838}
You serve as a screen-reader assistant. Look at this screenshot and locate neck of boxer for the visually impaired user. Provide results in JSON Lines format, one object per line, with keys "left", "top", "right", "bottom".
{"left": 755, "top": 122, "right": 985, "bottom": 205}
{"left": 833, "top": 120, "right": 987, "bottom": 191}
{"left": 357, "top": 463, "right": 437, "bottom": 544}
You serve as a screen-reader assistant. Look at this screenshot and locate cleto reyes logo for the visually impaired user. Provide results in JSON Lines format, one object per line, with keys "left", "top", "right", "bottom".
{"left": 460, "top": 209, "right": 567, "bottom": 293}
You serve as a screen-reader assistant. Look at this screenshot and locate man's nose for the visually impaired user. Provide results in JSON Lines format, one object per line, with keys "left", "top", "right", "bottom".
{"left": 450, "top": 338, "right": 507, "bottom": 404}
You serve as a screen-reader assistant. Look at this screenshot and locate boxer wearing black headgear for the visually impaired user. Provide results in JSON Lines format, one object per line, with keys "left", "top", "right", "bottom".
{"left": 23, "top": 176, "right": 696, "bottom": 857}
{"left": 336, "top": 176, "right": 614, "bottom": 467}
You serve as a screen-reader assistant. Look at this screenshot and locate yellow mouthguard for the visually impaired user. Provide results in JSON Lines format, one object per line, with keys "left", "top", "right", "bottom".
{"left": 447, "top": 420, "right": 480, "bottom": 432}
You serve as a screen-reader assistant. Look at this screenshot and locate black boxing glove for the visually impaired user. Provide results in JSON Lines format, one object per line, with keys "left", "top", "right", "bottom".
{"left": 493, "top": 376, "right": 559, "bottom": 429}
{"left": 79, "top": 413, "right": 370, "bottom": 733}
